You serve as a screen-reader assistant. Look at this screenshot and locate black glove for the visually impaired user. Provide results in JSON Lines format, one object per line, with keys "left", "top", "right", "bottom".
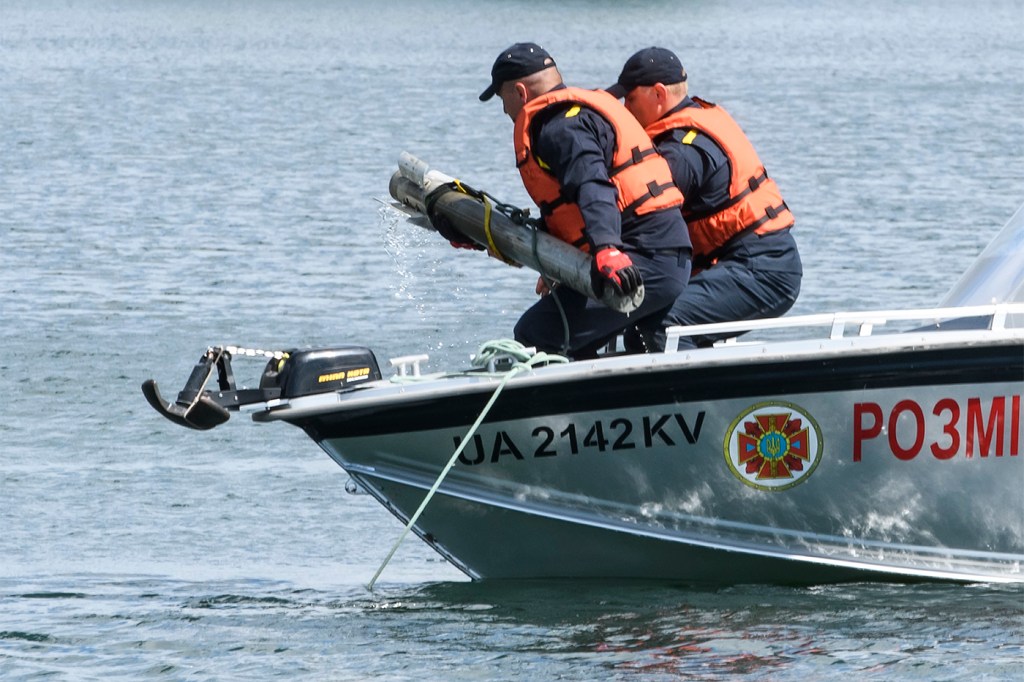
{"left": 429, "top": 212, "right": 482, "bottom": 251}
{"left": 591, "top": 246, "right": 642, "bottom": 297}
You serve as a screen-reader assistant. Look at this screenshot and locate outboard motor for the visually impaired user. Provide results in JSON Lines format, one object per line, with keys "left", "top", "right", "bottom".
{"left": 260, "top": 346, "right": 382, "bottom": 399}
{"left": 143, "top": 345, "right": 382, "bottom": 430}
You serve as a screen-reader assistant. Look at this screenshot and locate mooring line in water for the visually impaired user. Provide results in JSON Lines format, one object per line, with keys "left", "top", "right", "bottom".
{"left": 367, "top": 341, "right": 567, "bottom": 590}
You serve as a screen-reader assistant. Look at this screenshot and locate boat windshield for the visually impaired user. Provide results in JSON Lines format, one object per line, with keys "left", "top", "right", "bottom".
{"left": 942, "top": 202, "right": 1024, "bottom": 306}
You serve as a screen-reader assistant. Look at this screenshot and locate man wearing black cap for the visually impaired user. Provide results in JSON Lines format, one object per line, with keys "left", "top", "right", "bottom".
{"left": 609, "top": 47, "right": 802, "bottom": 350}
{"left": 480, "top": 42, "right": 692, "bottom": 359}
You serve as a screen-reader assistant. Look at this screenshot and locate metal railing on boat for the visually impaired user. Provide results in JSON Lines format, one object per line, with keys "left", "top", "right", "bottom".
{"left": 663, "top": 302, "right": 1024, "bottom": 353}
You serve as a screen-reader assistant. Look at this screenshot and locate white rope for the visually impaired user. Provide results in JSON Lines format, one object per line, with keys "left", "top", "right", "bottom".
{"left": 366, "top": 340, "right": 566, "bottom": 589}
{"left": 222, "top": 345, "right": 289, "bottom": 360}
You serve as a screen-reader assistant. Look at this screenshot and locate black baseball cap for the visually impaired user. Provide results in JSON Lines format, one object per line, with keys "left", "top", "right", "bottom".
{"left": 606, "top": 47, "right": 687, "bottom": 99}
{"left": 479, "top": 42, "right": 556, "bottom": 102}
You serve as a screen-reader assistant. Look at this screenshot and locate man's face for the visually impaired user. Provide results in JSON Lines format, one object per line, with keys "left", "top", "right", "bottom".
{"left": 498, "top": 81, "right": 525, "bottom": 121}
{"left": 624, "top": 85, "right": 659, "bottom": 127}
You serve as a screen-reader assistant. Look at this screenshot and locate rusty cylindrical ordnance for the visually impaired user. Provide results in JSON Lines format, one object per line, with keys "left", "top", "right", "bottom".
{"left": 387, "top": 152, "right": 644, "bottom": 314}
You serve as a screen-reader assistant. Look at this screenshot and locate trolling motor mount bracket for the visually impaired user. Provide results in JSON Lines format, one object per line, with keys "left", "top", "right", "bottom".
{"left": 142, "top": 347, "right": 281, "bottom": 430}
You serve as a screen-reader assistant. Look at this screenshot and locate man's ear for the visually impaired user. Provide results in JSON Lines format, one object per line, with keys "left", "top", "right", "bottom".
{"left": 515, "top": 81, "right": 529, "bottom": 102}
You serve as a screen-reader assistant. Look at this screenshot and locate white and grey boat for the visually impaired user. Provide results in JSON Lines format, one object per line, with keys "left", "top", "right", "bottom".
{"left": 144, "top": 201, "right": 1024, "bottom": 585}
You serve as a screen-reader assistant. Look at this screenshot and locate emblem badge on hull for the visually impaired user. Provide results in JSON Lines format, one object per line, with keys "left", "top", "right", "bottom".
{"left": 724, "top": 401, "right": 823, "bottom": 491}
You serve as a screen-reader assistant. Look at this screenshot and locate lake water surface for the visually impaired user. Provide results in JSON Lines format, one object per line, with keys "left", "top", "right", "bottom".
{"left": 2, "top": 1, "right": 1022, "bottom": 679}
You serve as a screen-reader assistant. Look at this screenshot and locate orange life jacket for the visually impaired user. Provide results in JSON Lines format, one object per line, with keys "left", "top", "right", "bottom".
{"left": 645, "top": 97, "right": 793, "bottom": 261}
{"left": 514, "top": 87, "right": 682, "bottom": 251}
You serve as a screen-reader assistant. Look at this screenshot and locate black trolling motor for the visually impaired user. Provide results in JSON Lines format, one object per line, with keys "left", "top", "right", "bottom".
{"left": 142, "top": 345, "right": 382, "bottom": 430}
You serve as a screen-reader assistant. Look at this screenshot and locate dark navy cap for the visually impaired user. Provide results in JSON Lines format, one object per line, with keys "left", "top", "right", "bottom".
{"left": 479, "top": 42, "right": 556, "bottom": 102}
{"left": 606, "top": 47, "right": 687, "bottom": 99}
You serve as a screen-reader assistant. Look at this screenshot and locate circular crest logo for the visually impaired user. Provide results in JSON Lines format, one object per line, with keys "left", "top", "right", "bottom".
{"left": 724, "top": 401, "right": 823, "bottom": 491}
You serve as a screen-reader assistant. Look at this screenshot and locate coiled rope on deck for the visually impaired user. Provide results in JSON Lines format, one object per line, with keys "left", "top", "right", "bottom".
{"left": 367, "top": 340, "right": 568, "bottom": 589}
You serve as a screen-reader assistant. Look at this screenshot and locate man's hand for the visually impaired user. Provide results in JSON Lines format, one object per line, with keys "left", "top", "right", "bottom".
{"left": 450, "top": 239, "right": 484, "bottom": 251}
{"left": 591, "top": 246, "right": 642, "bottom": 297}
{"left": 429, "top": 211, "right": 483, "bottom": 250}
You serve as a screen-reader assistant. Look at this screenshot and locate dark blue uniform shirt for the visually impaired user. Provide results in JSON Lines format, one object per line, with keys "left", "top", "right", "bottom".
{"left": 651, "top": 97, "right": 731, "bottom": 220}
{"left": 530, "top": 90, "right": 690, "bottom": 253}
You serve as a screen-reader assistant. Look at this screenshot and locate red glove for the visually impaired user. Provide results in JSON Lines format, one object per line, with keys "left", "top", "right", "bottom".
{"left": 591, "top": 246, "right": 642, "bottom": 297}
{"left": 449, "top": 240, "right": 484, "bottom": 251}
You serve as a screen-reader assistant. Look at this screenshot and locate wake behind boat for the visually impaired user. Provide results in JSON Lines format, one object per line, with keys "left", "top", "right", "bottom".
{"left": 143, "top": 159, "right": 1024, "bottom": 585}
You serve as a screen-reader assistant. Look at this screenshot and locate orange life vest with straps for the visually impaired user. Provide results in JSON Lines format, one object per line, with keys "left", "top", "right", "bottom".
{"left": 645, "top": 97, "right": 793, "bottom": 262}
{"left": 513, "top": 87, "right": 682, "bottom": 252}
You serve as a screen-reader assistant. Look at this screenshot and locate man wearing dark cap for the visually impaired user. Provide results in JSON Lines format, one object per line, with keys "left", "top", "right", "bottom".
{"left": 479, "top": 42, "right": 692, "bottom": 359}
{"left": 609, "top": 47, "right": 802, "bottom": 350}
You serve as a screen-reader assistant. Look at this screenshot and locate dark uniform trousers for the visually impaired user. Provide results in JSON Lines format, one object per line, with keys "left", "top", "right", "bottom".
{"left": 658, "top": 228, "right": 802, "bottom": 350}
{"left": 515, "top": 248, "right": 690, "bottom": 359}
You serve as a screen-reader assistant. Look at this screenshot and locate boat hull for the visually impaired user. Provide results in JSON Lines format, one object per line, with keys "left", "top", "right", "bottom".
{"left": 289, "top": 340, "right": 1024, "bottom": 583}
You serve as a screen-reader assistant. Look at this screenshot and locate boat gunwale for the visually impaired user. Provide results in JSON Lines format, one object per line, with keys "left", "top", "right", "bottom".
{"left": 251, "top": 323, "right": 1024, "bottom": 424}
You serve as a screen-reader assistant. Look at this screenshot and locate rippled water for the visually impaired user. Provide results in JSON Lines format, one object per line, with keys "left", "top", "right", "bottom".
{"left": 3, "top": 579, "right": 1022, "bottom": 680}
{"left": 2, "top": 0, "right": 1022, "bottom": 679}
